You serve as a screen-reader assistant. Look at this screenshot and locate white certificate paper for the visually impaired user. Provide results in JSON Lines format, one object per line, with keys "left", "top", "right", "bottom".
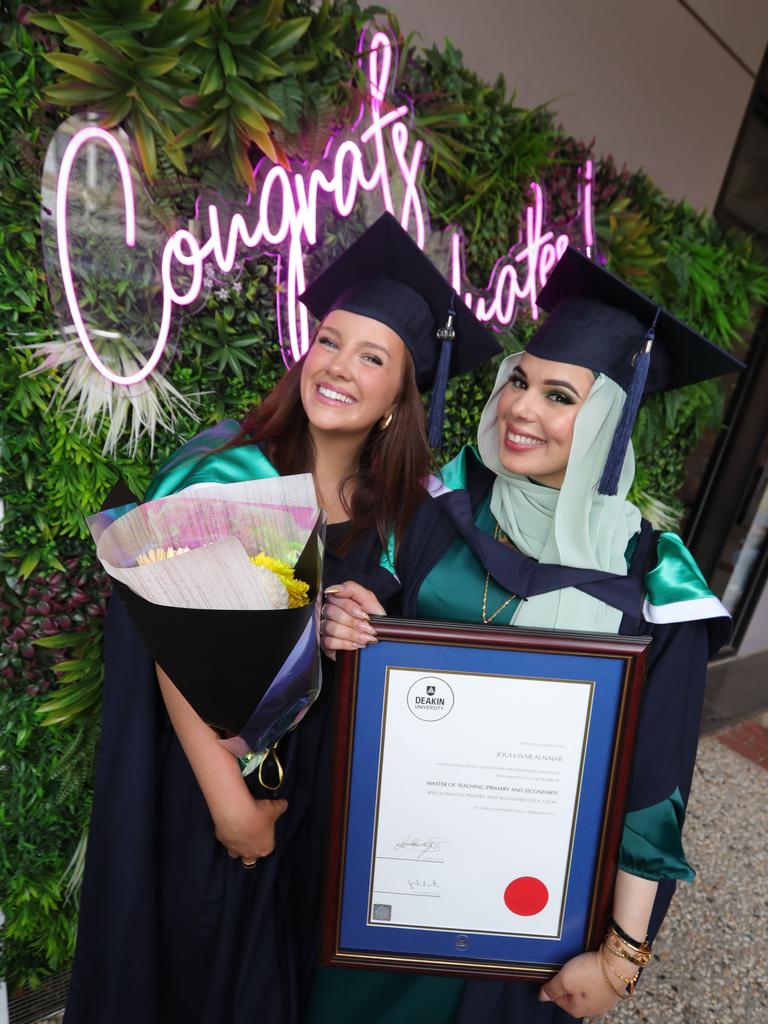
{"left": 369, "top": 668, "right": 594, "bottom": 938}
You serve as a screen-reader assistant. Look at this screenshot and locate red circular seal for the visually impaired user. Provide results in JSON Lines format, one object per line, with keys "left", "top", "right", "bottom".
{"left": 503, "top": 876, "right": 549, "bottom": 916}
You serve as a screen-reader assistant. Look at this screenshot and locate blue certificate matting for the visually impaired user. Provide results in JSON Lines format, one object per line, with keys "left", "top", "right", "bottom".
{"left": 337, "top": 638, "right": 626, "bottom": 968}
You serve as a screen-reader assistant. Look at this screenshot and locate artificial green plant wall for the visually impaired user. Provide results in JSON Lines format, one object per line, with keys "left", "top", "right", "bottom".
{"left": 2, "top": 0, "right": 767, "bottom": 991}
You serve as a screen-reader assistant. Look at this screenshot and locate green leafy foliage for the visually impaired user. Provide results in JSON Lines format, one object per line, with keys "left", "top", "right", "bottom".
{"left": 2, "top": 1, "right": 767, "bottom": 992}
{"left": 30, "top": 0, "right": 326, "bottom": 184}
{"left": 0, "top": 696, "right": 92, "bottom": 989}
{"left": 412, "top": 38, "right": 555, "bottom": 273}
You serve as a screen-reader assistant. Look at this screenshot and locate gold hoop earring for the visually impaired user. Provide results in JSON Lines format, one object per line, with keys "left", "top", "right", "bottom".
{"left": 379, "top": 412, "right": 394, "bottom": 431}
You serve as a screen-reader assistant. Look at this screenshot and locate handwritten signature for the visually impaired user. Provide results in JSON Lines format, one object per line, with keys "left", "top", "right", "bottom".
{"left": 408, "top": 878, "right": 441, "bottom": 891}
{"left": 393, "top": 835, "right": 449, "bottom": 859}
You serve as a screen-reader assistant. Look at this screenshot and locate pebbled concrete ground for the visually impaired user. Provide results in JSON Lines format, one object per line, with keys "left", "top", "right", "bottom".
{"left": 600, "top": 712, "right": 768, "bottom": 1024}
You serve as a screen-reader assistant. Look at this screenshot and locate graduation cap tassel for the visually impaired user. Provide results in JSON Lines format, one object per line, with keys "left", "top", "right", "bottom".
{"left": 427, "top": 302, "right": 457, "bottom": 449}
{"left": 597, "top": 308, "right": 661, "bottom": 496}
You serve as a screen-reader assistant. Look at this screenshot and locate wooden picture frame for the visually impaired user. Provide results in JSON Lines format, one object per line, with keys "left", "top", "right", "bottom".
{"left": 321, "top": 617, "right": 651, "bottom": 981}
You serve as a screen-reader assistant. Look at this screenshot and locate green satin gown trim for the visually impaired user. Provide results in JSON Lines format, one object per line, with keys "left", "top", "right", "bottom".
{"left": 619, "top": 786, "right": 694, "bottom": 881}
{"left": 646, "top": 531, "right": 716, "bottom": 605}
{"left": 438, "top": 444, "right": 476, "bottom": 492}
{"left": 377, "top": 447, "right": 479, "bottom": 577}
{"left": 379, "top": 530, "right": 397, "bottom": 576}
{"left": 417, "top": 492, "right": 522, "bottom": 622}
{"left": 145, "top": 420, "right": 279, "bottom": 499}
{"left": 417, "top": 492, "right": 689, "bottom": 882}
{"left": 434, "top": 447, "right": 716, "bottom": 610}
{"left": 305, "top": 968, "right": 463, "bottom": 1024}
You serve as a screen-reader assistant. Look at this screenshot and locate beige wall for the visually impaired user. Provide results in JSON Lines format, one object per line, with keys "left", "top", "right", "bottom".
{"left": 691, "top": 0, "right": 767, "bottom": 72}
{"left": 389, "top": 0, "right": 768, "bottom": 212}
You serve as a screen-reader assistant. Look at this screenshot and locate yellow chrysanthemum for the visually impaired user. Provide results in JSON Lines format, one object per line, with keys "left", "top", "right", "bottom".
{"left": 249, "top": 552, "right": 310, "bottom": 608}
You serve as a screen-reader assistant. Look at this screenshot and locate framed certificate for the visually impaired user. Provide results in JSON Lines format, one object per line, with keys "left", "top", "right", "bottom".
{"left": 320, "top": 618, "right": 651, "bottom": 980}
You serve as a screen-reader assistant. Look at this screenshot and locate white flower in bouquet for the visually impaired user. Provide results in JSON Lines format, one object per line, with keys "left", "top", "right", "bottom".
{"left": 133, "top": 544, "right": 309, "bottom": 610}
{"left": 88, "top": 477, "right": 318, "bottom": 612}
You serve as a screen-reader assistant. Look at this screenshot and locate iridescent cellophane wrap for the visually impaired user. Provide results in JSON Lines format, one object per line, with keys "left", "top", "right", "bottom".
{"left": 87, "top": 477, "right": 325, "bottom": 767}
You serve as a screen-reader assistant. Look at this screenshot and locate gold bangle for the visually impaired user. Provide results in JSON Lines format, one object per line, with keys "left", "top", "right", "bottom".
{"left": 606, "top": 923, "right": 651, "bottom": 954}
{"left": 604, "top": 935, "right": 639, "bottom": 961}
{"left": 605, "top": 929, "right": 652, "bottom": 967}
{"left": 605, "top": 937, "right": 650, "bottom": 968}
{"left": 598, "top": 947, "right": 630, "bottom": 1000}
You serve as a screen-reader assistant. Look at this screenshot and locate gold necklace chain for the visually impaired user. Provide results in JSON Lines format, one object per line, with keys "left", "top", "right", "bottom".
{"left": 481, "top": 524, "right": 518, "bottom": 624}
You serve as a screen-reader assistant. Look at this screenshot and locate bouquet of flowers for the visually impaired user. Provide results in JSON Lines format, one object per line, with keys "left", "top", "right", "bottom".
{"left": 87, "top": 476, "right": 324, "bottom": 773}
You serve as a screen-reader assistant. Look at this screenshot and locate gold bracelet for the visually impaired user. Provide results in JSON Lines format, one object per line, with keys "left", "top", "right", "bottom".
{"left": 606, "top": 923, "right": 652, "bottom": 954}
{"left": 605, "top": 929, "right": 652, "bottom": 967}
{"left": 598, "top": 947, "right": 630, "bottom": 1000}
{"left": 604, "top": 951, "right": 640, "bottom": 994}
{"left": 604, "top": 934, "right": 644, "bottom": 965}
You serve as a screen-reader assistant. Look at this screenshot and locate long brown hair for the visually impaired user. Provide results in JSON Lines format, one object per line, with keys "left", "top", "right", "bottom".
{"left": 224, "top": 348, "right": 434, "bottom": 554}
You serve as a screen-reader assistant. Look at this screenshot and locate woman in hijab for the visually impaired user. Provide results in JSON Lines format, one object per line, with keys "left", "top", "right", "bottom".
{"left": 314, "top": 246, "right": 738, "bottom": 1023}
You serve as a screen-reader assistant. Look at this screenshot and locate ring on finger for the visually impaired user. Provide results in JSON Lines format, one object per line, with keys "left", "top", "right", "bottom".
{"left": 241, "top": 857, "right": 258, "bottom": 869}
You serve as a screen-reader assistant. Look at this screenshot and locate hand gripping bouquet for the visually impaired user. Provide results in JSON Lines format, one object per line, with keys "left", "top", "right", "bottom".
{"left": 87, "top": 476, "right": 324, "bottom": 782}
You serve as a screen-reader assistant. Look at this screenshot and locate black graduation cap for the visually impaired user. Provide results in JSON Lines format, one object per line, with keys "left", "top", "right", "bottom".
{"left": 529, "top": 247, "right": 744, "bottom": 494}
{"left": 300, "top": 212, "right": 501, "bottom": 446}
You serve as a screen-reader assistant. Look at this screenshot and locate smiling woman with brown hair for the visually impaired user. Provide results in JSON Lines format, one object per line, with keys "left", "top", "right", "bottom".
{"left": 225, "top": 305, "right": 435, "bottom": 556}
{"left": 63, "top": 213, "right": 499, "bottom": 1024}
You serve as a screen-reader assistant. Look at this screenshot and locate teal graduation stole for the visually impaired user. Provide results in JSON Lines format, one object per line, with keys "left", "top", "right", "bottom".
{"left": 146, "top": 420, "right": 279, "bottom": 500}
{"left": 420, "top": 446, "right": 729, "bottom": 629}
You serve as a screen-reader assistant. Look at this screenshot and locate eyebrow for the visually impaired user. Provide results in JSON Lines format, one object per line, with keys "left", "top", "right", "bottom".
{"left": 319, "top": 325, "right": 391, "bottom": 356}
{"left": 358, "top": 341, "right": 391, "bottom": 355}
{"left": 512, "top": 366, "right": 582, "bottom": 399}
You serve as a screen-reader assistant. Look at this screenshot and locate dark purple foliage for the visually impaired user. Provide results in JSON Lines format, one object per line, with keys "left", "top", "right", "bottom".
{"left": 0, "top": 555, "right": 110, "bottom": 695}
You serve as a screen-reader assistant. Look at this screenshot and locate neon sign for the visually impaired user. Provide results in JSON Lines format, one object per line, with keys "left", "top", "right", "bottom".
{"left": 52, "top": 28, "right": 595, "bottom": 382}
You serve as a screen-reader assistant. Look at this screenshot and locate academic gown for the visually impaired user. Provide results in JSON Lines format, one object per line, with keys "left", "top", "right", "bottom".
{"left": 306, "top": 447, "right": 729, "bottom": 1024}
{"left": 64, "top": 423, "right": 397, "bottom": 1024}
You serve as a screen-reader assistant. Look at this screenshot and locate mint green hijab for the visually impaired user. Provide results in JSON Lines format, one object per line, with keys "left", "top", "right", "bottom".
{"left": 476, "top": 352, "right": 642, "bottom": 632}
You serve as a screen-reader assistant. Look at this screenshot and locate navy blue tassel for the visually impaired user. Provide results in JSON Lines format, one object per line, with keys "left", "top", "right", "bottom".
{"left": 597, "top": 308, "right": 660, "bottom": 496}
{"left": 427, "top": 303, "right": 456, "bottom": 449}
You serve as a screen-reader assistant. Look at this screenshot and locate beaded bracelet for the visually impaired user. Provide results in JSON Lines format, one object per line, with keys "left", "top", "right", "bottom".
{"left": 605, "top": 931, "right": 652, "bottom": 968}
{"left": 603, "top": 948, "right": 640, "bottom": 994}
